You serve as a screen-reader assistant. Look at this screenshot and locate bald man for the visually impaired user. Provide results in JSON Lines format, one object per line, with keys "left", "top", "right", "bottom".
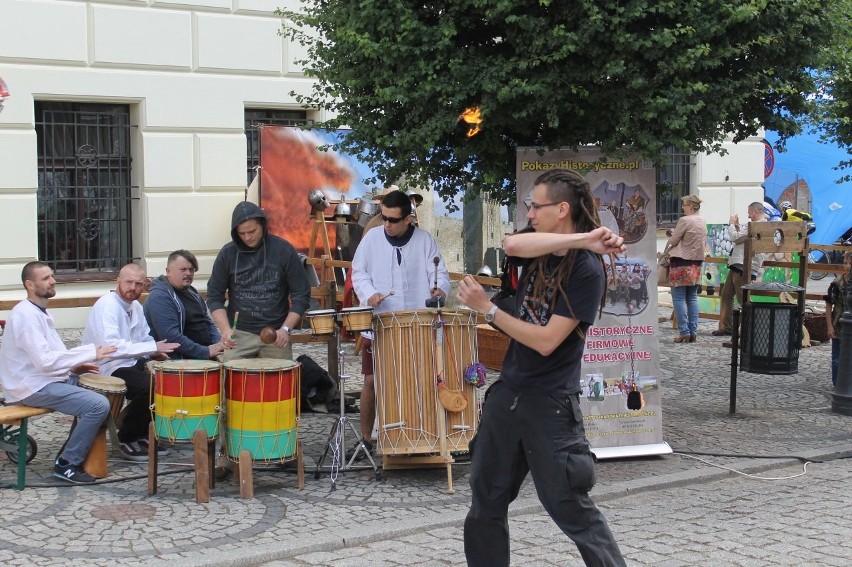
{"left": 83, "top": 263, "right": 178, "bottom": 461}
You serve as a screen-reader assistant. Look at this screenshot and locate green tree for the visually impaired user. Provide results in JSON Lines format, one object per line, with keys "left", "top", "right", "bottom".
{"left": 811, "top": 0, "right": 852, "bottom": 181}
{"left": 282, "top": 0, "right": 838, "bottom": 204}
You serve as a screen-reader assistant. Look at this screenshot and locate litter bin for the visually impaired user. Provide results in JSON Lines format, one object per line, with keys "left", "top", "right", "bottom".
{"left": 739, "top": 283, "right": 804, "bottom": 375}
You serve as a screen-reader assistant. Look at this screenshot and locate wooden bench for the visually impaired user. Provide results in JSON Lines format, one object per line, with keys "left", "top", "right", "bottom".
{"left": 0, "top": 404, "right": 54, "bottom": 490}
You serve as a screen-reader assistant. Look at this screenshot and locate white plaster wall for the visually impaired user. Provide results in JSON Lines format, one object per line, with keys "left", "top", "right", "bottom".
{"left": 0, "top": 0, "right": 309, "bottom": 311}
{"left": 693, "top": 136, "right": 766, "bottom": 225}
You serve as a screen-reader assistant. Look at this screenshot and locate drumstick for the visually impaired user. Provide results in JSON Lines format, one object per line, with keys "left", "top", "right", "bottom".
{"left": 377, "top": 291, "right": 395, "bottom": 304}
{"left": 231, "top": 311, "right": 239, "bottom": 340}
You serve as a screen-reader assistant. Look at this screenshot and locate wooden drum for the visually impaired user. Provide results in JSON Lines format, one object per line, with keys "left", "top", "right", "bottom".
{"left": 79, "top": 373, "right": 126, "bottom": 426}
{"left": 78, "top": 373, "right": 127, "bottom": 478}
{"left": 340, "top": 306, "right": 373, "bottom": 332}
{"left": 305, "top": 309, "right": 337, "bottom": 335}
{"left": 223, "top": 358, "right": 301, "bottom": 463}
{"left": 372, "top": 309, "right": 479, "bottom": 457}
{"left": 151, "top": 360, "right": 222, "bottom": 442}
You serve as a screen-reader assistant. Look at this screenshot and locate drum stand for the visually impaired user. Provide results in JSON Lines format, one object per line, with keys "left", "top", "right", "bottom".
{"left": 314, "top": 317, "right": 381, "bottom": 489}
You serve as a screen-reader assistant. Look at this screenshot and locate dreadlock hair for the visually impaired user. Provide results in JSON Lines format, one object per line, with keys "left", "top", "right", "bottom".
{"left": 523, "top": 169, "right": 606, "bottom": 333}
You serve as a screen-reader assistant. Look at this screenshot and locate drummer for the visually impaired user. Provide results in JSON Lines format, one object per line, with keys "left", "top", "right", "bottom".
{"left": 207, "top": 201, "right": 311, "bottom": 361}
{"left": 144, "top": 249, "right": 224, "bottom": 361}
{"left": 83, "top": 263, "right": 179, "bottom": 462}
{"left": 349, "top": 189, "right": 450, "bottom": 460}
{"left": 0, "top": 261, "right": 117, "bottom": 484}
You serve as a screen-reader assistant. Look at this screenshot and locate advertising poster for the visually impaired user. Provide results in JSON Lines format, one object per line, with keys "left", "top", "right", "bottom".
{"left": 516, "top": 147, "right": 671, "bottom": 458}
{"left": 258, "top": 126, "right": 380, "bottom": 258}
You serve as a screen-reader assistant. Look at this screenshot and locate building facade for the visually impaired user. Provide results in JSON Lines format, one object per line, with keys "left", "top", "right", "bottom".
{"left": 0, "top": 0, "right": 764, "bottom": 327}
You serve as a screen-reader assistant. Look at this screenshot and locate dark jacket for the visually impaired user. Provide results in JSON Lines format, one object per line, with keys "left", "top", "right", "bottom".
{"left": 144, "top": 275, "right": 220, "bottom": 360}
{"left": 206, "top": 202, "right": 311, "bottom": 333}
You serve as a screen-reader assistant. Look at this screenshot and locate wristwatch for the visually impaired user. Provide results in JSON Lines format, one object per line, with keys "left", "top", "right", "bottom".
{"left": 280, "top": 324, "right": 291, "bottom": 335}
{"left": 484, "top": 305, "right": 498, "bottom": 323}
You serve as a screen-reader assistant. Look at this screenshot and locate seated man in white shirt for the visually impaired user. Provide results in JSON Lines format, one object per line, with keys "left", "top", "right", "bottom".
{"left": 82, "top": 263, "right": 178, "bottom": 461}
{"left": 0, "top": 261, "right": 116, "bottom": 483}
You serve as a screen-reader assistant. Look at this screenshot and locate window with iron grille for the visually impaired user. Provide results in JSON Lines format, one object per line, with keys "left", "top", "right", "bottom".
{"left": 656, "top": 147, "right": 692, "bottom": 226}
{"left": 35, "top": 102, "right": 135, "bottom": 279}
{"left": 245, "top": 109, "right": 311, "bottom": 185}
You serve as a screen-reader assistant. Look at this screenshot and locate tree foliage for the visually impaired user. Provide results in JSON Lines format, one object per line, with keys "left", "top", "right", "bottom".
{"left": 810, "top": 0, "right": 852, "bottom": 181}
{"left": 282, "top": 0, "right": 839, "bottom": 204}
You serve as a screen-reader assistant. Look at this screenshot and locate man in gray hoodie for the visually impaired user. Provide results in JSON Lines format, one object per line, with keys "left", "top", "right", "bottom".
{"left": 144, "top": 249, "right": 223, "bottom": 360}
{"left": 207, "top": 202, "right": 311, "bottom": 360}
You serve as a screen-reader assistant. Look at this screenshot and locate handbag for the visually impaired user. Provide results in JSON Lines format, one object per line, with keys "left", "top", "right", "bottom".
{"left": 657, "top": 245, "right": 671, "bottom": 284}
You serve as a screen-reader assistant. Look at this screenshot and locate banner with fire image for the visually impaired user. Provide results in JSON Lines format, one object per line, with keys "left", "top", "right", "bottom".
{"left": 258, "top": 125, "right": 382, "bottom": 263}
{"left": 516, "top": 147, "right": 671, "bottom": 459}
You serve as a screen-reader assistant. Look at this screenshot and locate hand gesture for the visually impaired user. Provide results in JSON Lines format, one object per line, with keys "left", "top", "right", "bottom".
{"left": 208, "top": 342, "right": 225, "bottom": 359}
{"left": 72, "top": 362, "right": 100, "bottom": 375}
{"left": 95, "top": 345, "right": 117, "bottom": 361}
{"left": 586, "top": 227, "right": 627, "bottom": 255}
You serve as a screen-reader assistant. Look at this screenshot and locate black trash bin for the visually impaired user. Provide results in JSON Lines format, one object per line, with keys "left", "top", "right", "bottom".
{"left": 739, "top": 283, "right": 804, "bottom": 375}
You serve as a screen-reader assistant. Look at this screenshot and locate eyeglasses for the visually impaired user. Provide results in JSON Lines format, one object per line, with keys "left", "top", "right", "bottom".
{"left": 381, "top": 214, "right": 406, "bottom": 224}
{"left": 527, "top": 202, "right": 562, "bottom": 211}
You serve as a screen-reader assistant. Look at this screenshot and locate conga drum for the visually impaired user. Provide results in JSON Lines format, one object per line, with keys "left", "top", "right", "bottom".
{"left": 151, "top": 360, "right": 222, "bottom": 443}
{"left": 304, "top": 309, "right": 337, "bottom": 335}
{"left": 223, "top": 358, "right": 301, "bottom": 463}
{"left": 372, "top": 309, "right": 479, "bottom": 457}
{"left": 78, "top": 374, "right": 126, "bottom": 478}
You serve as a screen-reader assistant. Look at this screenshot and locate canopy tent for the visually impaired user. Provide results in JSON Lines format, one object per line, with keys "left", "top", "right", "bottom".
{"left": 763, "top": 130, "right": 852, "bottom": 245}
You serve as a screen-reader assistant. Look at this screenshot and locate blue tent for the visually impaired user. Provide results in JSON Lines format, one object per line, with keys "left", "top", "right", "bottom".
{"left": 763, "top": 130, "right": 852, "bottom": 245}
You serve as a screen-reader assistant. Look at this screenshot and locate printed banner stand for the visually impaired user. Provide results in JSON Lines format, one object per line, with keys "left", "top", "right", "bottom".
{"left": 516, "top": 147, "right": 672, "bottom": 459}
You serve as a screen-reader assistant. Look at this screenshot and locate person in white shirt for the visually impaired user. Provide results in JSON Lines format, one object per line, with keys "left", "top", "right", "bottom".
{"left": 82, "top": 263, "right": 178, "bottom": 461}
{"left": 349, "top": 189, "right": 450, "bottom": 460}
{"left": 712, "top": 202, "right": 766, "bottom": 336}
{"left": 0, "top": 261, "right": 116, "bottom": 483}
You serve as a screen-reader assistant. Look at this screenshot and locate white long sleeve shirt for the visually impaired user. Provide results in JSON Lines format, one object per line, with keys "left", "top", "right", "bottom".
{"left": 351, "top": 226, "right": 451, "bottom": 317}
{"left": 82, "top": 291, "right": 157, "bottom": 376}
{"left": 0, "top": 300, "right": 97, "bottom": 402}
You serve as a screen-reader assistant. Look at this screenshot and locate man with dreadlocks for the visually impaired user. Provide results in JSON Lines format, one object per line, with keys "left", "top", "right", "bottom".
{"left": 458, "top": 169, "right": 627, "bottom": 567}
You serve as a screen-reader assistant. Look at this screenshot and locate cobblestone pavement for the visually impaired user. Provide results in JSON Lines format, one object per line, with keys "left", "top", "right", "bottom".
{"left": 1, "top": 311, "right": 851, "bottom": 566}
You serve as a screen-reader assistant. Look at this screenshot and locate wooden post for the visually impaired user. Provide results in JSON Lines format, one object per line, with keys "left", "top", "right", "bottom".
{"left": 238, "top": 450, "right": 254, "bottom": 499}
{"left": 193, "top": 429, "right": 210, "bottom": 503}
{"left": 147, "top": 422, "right": 157, "bottom": 495}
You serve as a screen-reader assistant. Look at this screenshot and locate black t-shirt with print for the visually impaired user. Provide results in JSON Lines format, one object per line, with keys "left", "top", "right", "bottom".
{"left": 500, "top": 249, "right": 604, "bottom": 395}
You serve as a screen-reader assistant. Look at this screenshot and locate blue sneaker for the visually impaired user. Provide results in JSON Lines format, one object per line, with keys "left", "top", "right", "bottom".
{"left": 53, "top": 461, "right": 96, "bottom": 484}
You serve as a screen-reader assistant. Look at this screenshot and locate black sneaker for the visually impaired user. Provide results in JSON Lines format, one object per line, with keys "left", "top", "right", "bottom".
{"left": 137, "top": 438, "right": 170, "bottom": 457}
{"left": 53, "top": 461, "right": 96, "bottom": 484}
{"left": 345, "top": 438, "right": 374, "bottom": 462}
{"left": 119, "top": 440, "right": 148, "bottom": 462}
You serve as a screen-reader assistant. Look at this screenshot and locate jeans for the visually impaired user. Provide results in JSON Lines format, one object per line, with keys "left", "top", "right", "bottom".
{"left": 464, "top": 381, "right": 626, "bottom": 567}
{"left": 21, "top": 380, "right": 110, "bottom": 466}
{"left": 831, "top": 337, "right": 840, "bottom": 387}
{"left": 671, "top": 284, "right": 700, "bottom": 336}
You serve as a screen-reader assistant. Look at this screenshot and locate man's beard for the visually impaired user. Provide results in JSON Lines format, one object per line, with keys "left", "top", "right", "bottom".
{"left": 36, "top": 288, "right": 56, "bottom": 299}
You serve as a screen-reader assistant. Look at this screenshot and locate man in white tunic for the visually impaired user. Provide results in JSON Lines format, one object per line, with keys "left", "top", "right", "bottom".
{"left": 83, "top": 263, "right": 178, "bottom": 461}
{"left": 0, "top": 261, "right": 116, "bottom": 483}
{"left": 349, "top": 189, "right": 450, "bottom": 459}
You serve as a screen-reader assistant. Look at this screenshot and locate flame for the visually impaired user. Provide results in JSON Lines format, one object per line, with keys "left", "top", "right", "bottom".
{"left": 459, "top": 106, "right": 482, "bottom": 137}
{"left": 259, "top": 127, "right": 354, "bottom": 253}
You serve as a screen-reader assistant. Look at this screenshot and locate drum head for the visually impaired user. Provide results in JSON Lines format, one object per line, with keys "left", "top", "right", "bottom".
{"left": 223, "top": 358, "right": 299, "bottom": 371}
{"left": 155, "top": 360, "right": 221, "bottom": 372}
{"left": 341, "top": 306, "right": 372, "bottom": 314}
{"left": 306, "top": 309, "right": 337, "bottom": 316}
{"left": 79, "top": 373, "right": 126, "bottom": 393}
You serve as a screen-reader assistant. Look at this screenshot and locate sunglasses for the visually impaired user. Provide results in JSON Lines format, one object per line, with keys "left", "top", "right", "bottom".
{"left": 381, "top": 214, "right": 406, "bottom": 224}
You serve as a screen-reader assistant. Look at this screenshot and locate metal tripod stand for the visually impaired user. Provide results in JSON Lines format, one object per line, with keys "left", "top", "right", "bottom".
{"left": 313, "top": 315, "right": 381, "bottom": 489}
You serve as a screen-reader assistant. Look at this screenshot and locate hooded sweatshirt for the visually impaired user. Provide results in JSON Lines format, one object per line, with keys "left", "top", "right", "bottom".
{"left": 144, "top": 275, "right": 220, "bottom": 360}
{"left": 206, "top": 202, "right": 311, "bottom": 334}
